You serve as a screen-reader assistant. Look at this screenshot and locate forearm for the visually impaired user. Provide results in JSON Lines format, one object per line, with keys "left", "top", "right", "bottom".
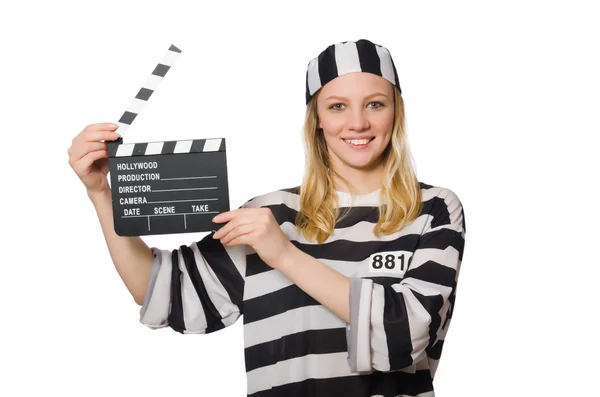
{"left": 88, "top": 188, "right": 154, "bottom": 305}
{"left": 278, "top": 243, "right": 351, "bottom": 324}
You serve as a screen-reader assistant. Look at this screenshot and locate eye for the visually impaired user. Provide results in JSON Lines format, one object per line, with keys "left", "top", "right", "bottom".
{"left": 368, "top": 101, "right": 384, "bottom": 108}
{"left": 329, "top": 103, "right": 344, "bottom": 110}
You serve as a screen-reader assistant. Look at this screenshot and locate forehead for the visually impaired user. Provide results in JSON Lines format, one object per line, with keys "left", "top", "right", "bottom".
{"left": 318, "top": 72, "right": 393, "bottom": 99}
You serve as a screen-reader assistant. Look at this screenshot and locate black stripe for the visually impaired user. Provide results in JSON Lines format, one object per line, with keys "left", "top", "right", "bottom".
{"left": 118, "top": 111, "right": 137, "bottom": 125}
{"left": 405, "top": 259, "right": 457, "bottom": 289}
{"left": 195, "top": 234, "right": 244, "bottom": 313}
{"left": 427, "top": 338, "right": 444, "bottom": 360}
{"left": 106, "top": 138, "right": 122, "bottom": 157}
{"left": 132, "top": 142, "right": 148, "bottom": 156}
{"left": 190, "top": 139, "right": 205, "bottom": 153}
{"left": 356, "top": 39, "right": 381, "bottom": 76}
{"left": 245, "top": 253, "right": 272, "bottom": 277}
{"left": 305, "top": 68, "right": 311, "bottom": 103}
{"left": 246, "top": 232, "right": 421, "bottom": 278}
{"left": 135, "top": 87, "right": 153, "bottom": 101}
{"left": 248, "top": 370, "right": 434, "bottom": 397}
{"left": 168, "top": 44, "right": 181, "bottom": 53}
{"left": 244, "top": 328, "right": 347, "bottom": 372}
{"left": 317, "top": 44, "right": 338, "bottom": 88}
{"left": 179, "top": 245, "right": 225, "bottom": 333}
{"left": 168, "top": 249, "right": 185, "bottom": 333}
{"left": 161, "top": 140, "right": 177, "bottom": 154}
{"left": 461, "top": 205, "right": 466, "bottom": 233}
{"left": 281, "top": 186, "right": 301, "bottom": 195}
{"left": 152, "top": 63, "right": 170, "bottom": 77}
{"left": 429, "top": 196, "right": 452, "bottom": 229}
{"left": 418, "top": 227, "right": 465, "bottom": 262}
{"left": 419, "top": 181, "right": 433, "bottom": 190}
{"left": 244, "top": 284, "right": 320, "bottom": 324}
{"left": 412, "top": 290, "right": 444, "bottom": 360}
{"left": 382, "top": 288, "right": 413, "bottom": 370}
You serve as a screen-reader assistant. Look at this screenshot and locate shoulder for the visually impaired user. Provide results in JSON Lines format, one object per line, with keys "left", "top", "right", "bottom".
{"left": 419, "top": 181, "right": 465, "bottom": 232}
{"left": 419, "top": 181, "right": 462, "bottom": 206}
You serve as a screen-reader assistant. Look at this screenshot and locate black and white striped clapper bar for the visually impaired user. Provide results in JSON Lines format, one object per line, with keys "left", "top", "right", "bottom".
{"left": 105, "top": 45, "right": 230, "bottom": 236}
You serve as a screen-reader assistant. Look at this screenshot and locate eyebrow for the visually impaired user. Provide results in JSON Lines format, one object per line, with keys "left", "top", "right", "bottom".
{"left": 325, "top": 92, "right": 389, "bottom": 101}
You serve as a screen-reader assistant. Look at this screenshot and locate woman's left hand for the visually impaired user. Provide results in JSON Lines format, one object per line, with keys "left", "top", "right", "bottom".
{"left": 212, "top": 208, "right": 294, "bottom": 269}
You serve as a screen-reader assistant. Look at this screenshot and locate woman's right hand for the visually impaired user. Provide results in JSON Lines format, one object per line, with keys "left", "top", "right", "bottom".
{"left": 68, "top": 122, "right": 121, "bottom": 195}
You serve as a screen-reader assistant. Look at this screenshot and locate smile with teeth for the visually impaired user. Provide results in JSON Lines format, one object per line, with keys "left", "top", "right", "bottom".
{"left": 342, "top": 137, "right": 375, "bottom": 147}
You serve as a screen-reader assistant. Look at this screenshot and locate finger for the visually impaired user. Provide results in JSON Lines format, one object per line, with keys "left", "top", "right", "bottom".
{"left": 84, "top": 122, "right": 119, "bottom": 133}
{"left": 220, "top": 224, "right": 255, "bottom": 245}
{"left": 70, "top": 141, "right": 107, "bottom": 162}
{"left": 213, "top": 213, "right": 257, "bottom": 239}
{"left": 212, "top": 207, "right": 245, "bottom": 223}
{"left": 213, "top": 215, "right": 240, "bottom": 239}
{"left": 82, "top": 129, "right": 121, "bottom": 143}
{"left": 71, "top": 149, "right": 108, "bottom": 175}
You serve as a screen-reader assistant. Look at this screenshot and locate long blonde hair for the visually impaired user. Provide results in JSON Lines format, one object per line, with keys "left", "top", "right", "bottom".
{"left": 295, "top": 86, "right": 423, "bottom": 243}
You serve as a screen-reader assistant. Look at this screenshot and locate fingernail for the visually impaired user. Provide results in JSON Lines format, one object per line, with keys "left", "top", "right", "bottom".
{"left": 111, "top": 123, "right": 119, "bottom": 129}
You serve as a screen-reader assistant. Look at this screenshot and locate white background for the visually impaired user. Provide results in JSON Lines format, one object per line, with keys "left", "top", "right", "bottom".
{"left": 1, "top": 0, "right": 598, "bottom": 395}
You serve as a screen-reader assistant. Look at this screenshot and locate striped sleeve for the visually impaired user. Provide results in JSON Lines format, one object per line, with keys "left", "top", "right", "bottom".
{"left": 346, "top": 188, "right": 466, "bottom": 372}
{"left": 138, "top": 221, "right": 247, "bottom": 334}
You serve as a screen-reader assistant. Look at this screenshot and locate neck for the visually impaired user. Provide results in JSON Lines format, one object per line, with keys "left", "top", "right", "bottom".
{"left": 330, "top": 158, "right": 385, "bottom": 195}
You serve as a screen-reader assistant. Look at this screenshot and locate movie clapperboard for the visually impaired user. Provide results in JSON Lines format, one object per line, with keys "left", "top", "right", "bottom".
{"left": 105, "top": 44, "right": 230, "bottom": 237}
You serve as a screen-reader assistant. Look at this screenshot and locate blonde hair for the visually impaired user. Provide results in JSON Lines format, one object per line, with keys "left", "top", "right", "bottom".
{"left": 295, "top": 86, "right": 423, "bottom": 243}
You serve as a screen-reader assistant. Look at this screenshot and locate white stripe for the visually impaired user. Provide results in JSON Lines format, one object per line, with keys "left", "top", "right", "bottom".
{"left": 243, "top": 253, "right": 401, "bottom": 301}
{"left": 159, "top": 48, "right": 181, "bottom": 67}
{"left": 145, "top": 141, "right": 164, "bottom": 155}
{"left": 115, "top": 122, "right": 129, "bottom": 136}
{"left": 370, "top": 283, "right": 391, "bottom": 371}
{"left": 142, "top": 74, "right": 164, "bottom": 91}
{"left": 189, "top": 243, "right": 241, "bottom": 326}
{"left": 396, "top": 276, "right": 453, "bottom": 299}
{"left": 376, "top": 45, "right": 396, "bottom": 86}
{"left": 306, "top": 57, "right": 321, "bottom": 96}
{"left": 284, "top": 215, "right": 423, "bottom": 245}
{"left": 243, "top": 305, "right": 345, "bottom": 348}
{"left": 334, "top": 41, "right": 362, "bottom": 75}
{"left": 408, "top": 245, "right": 461, "bottom": 272}
{"left": 244, "top": 269, "right": 291, "bottom": 300}
{"left": 174, "top": 139, "right": 193, "bottom": 153}
{"left": 203, "top": 138, "right": 222, "bottom": 152}
{"left": 178, "top": 249, "right": 208, "bottom": 332}
{"left": 355, "top": 278, "right": 373, "bottom": 371}
{"left": 139, "top": 248, "right": 172, "bottom": 328}
{"left": 126, "top": 97, "right": 146, "bottom": 115}
{"left": 115, "top": 143, "right": 135, "bottom": 157}
{"left": 246, "top": 352, "right": 359, "bottom": 395}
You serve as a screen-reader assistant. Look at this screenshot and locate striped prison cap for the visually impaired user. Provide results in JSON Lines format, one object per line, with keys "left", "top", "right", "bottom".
{"left": 305, "top": 39, "right": 401, "bottom": 104}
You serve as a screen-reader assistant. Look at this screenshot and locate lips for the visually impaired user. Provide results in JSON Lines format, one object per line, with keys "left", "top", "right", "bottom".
{"left": 342, "top": 137, "right": 375, "bottom": 148}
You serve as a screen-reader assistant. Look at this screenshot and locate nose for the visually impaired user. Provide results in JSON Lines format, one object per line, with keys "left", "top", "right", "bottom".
{"left": 347, "top": 107, "right": 370, "bottom": 132}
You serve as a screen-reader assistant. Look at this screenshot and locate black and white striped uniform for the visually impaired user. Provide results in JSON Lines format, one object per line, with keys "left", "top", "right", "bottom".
{"left": 139, "top": 181, "right": 466, "bottom": 397}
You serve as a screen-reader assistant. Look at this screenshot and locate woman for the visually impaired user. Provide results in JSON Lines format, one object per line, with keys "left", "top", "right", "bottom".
{"left": 68, "top": 39, "right": 466, "bottom": 397}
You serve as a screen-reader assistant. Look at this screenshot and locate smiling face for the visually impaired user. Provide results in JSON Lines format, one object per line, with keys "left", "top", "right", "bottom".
{"left": 316, "top": 72, "right": 395, "bottom": 174}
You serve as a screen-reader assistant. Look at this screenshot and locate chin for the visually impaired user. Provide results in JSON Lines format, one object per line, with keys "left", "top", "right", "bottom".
{"left": 343, "top": 158, "right": 380, "bottom": 170}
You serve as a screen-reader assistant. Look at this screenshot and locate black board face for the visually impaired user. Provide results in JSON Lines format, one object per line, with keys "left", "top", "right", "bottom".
{"left": 106, "top": 137, "right": 230, "bottom": 236}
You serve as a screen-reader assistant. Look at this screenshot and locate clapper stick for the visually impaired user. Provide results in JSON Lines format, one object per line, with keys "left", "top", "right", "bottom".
{"left": 105, "top": 44, "right": 231, "bottom": 237}
{"left": 115, "top": 44, "right": 181, "bottom": 139}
